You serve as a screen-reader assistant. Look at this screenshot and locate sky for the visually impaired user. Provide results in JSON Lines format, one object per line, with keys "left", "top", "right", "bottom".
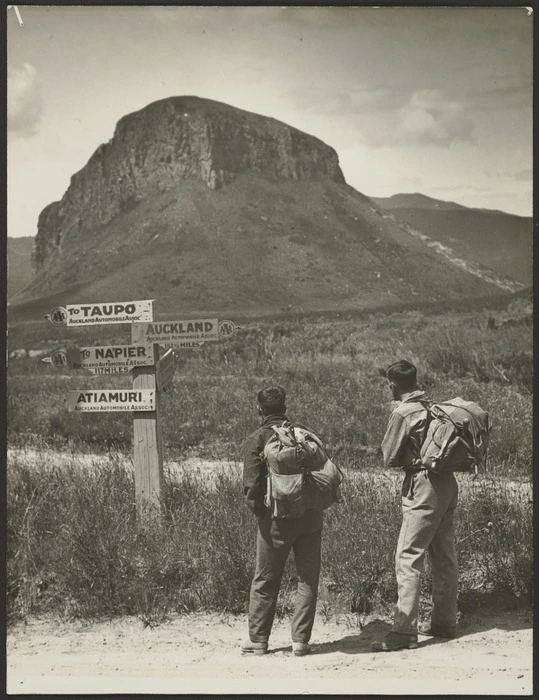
{"left": 7, "top": 5, "right": 533, "bottom": 237}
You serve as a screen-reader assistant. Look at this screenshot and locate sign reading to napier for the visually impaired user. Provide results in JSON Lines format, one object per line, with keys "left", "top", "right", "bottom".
{"left": 68, "top": 389, "right": 155, "bottom": 412}
{"left": 68, "top": 343, "right": 154, "bottom": 370}
{"left": 42, "top": 344, "right": 154, "bottom": 371}
{"left": 45, "top": 300, "right": 154, "bottom": 326}
{"left": 132, "top": 318, "right": 240, "bottom": 346}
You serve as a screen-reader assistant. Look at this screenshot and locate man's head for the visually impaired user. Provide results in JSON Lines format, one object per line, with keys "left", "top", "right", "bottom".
{"left": 386, "top": 360, "right": 418, "bottom": 400}
{"left": 257, "top": 385, "right": 286, "bottom": 417}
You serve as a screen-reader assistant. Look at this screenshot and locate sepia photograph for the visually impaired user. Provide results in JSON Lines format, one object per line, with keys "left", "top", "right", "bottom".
{"left": 5, "top": 3, "right": 533, "bottom": 695}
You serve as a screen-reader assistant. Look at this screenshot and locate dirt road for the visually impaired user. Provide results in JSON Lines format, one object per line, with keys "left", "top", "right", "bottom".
{"left": 7, "top": 608, "right": 532, "bottom": 695}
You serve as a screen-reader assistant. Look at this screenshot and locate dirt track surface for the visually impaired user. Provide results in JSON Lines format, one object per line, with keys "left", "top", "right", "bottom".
{"left": 7, "top": 608, "right": 532, "bottom": 695}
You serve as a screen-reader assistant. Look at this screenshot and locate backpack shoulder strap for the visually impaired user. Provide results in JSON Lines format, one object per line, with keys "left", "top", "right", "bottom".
{"left": 270, "top": 421, "right": 298, "bottom": 447}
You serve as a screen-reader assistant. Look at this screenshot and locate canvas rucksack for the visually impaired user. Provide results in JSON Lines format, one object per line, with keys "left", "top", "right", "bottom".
{"left": 262, "top": 421, "right": 344, "bottom": 519}
{"left": 419, "top": 397, "right": 490, "bottom": 475}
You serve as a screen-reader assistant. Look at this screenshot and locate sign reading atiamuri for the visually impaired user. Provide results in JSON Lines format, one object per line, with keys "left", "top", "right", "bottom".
{"left": 68, "top": 389, "right": 155, "bottom": 412}
{"left": 45, "top": 300, "right": 154, "bottom": 326}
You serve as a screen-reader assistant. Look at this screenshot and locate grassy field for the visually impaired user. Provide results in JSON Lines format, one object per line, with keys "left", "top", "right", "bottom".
{"left": 7, "top": 297, "right": 533, "bottom": 624}
{"left": 8, "top": 297, "right": 532, "bottom": 474}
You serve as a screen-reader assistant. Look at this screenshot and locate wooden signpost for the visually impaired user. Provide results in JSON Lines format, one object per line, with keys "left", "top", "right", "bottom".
{"left": 43, "top": 301, "right": 240, "bottom": 520}
{"left": 131, "top": 343, "right": 164, "bottom": 517}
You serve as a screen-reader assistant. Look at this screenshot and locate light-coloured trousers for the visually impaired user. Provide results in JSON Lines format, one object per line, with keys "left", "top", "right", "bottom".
{"left": 393, "top": 470, "right": 459, "bottom": 635}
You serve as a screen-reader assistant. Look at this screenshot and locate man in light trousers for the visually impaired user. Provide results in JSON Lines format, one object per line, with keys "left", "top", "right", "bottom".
{"left": 372, "top": 360, "right": 459, "bottom": 652}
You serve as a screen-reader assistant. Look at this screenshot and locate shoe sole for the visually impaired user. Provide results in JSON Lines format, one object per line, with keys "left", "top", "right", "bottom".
{"left": 372, "top": 642, "right": 418, "bottom": 652}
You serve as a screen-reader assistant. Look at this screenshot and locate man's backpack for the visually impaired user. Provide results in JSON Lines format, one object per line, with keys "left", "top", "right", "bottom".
{"left": 419, "top": 397, "right": 490, "bottom": 475}
{"left": 262, "top": 421, "right": 344, "bottom": 519}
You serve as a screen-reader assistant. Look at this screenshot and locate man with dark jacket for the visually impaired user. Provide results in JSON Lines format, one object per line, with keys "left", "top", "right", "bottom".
{"left": 241, "top": 386, "right": 323, "bottom": 657}
{"left": 372, "top": 360, "right": 459, "bottom": 652}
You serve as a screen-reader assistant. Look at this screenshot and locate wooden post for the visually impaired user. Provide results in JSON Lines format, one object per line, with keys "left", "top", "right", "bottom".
{"left": 132, "top": 342, "right": 163, "bottom": 520}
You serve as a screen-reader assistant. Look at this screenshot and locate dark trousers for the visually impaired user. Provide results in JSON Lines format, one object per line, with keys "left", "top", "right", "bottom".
{"left": 248, "top": 510, "right": 323, "bottom": 644}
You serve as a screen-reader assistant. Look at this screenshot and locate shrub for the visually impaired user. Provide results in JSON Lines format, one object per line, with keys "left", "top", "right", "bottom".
{"left": 7, "top": 453, "right": 532, "bottom": 625}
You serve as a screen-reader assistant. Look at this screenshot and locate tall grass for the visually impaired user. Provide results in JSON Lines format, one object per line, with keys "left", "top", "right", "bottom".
{"left": 7, "top": 304, "right": 532, "bottom": 624}
{"left": 7, "top": 452, "right": 532, "bottom": 625}
{"left": 7, "top": 308, "right": 532, "bottom": 475}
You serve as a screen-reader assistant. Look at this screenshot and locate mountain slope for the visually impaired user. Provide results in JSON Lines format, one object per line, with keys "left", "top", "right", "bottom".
{"left": 9, "top": 97, "right": 514, "bottom": 320}
{"left": 370, "top": 194, "right": 532, "bottom": 286}
{"left": 371, "top": 193, "right": 469, "bottom": 211}
{"left": 7, "top": 237, "right": 35, "bottom": 299}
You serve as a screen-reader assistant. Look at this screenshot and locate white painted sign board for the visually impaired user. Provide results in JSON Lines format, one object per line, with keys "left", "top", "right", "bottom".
{"left": 67, "top": 343, "right": 154, "bottom": 370}
{"left": 68, "top": 389, "right": 156, "bottom": 412}
{"left": 131, "top": 319, "right": 240, "bottom": 346}
{"left": 45, "top": 300, "right": 154, "bottom": 326}
{"left": 42, "top": 345, "right": 154, "bottom": 371}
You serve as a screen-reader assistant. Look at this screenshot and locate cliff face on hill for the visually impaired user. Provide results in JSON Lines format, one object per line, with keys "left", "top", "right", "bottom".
{"left": 33, "top": 97, "right": 344, "bottom": 269}
{"left": 12, "top": 96, "right": 512, "bottom": 319}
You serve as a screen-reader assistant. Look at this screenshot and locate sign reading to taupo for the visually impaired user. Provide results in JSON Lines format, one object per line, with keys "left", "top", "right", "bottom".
{"left": 132, "top": 319, "right": 240, "bottom": 346}
{"left": 45, "top": 300, "right": 154, "bottom": 326}
{"left": 68, "top": 389, "right": 155, "bottom": 412}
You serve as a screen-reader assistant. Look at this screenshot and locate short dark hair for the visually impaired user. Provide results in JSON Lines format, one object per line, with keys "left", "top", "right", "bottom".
{"left": 386, "top": 360, "right": 417, "bottom": 392}
{"left": 257, "top": 386, "right": 286, "bottom": 416}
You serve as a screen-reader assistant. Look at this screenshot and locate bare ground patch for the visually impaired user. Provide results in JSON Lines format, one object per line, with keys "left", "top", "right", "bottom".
{"left": 7, "top": 608, "right": 532, "bottom": 695}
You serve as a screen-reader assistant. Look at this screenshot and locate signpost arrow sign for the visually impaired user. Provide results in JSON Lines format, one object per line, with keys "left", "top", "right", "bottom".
{"left": 67, "top": 389, "right": 156, "bottom": 412}
{"left": 43, "top": 307, "right": 67, "bottom": 326}
{"left": 41, "top": 350, "right": 69, "bottom": 368}
{"left": 45, "top": 300, "right": 154, "bottom": 326}
{"left": 68, "top": 343, "right": 155, "bottom": 370}
{"left": 131, "top": 318, "right": 241, "bottom": 347}
{"left": 42, "top": 344, "right": 155, "bottom": 371}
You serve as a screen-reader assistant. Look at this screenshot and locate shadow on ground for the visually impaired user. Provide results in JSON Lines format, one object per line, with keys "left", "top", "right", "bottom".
{"left": 269, "top": 607, "right": 532, "bottom": 656}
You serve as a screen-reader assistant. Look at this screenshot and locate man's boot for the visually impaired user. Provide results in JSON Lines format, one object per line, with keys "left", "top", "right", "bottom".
{"left": 241, "top": 640, "right": 268, "bottom": 655}
{"left": 371, "top": 631, "right": 418, "bottom": 652}
{"left": 418, "top": 622, "right": 456, "bottom": 638}
{"left": 292, "top": 641, "right": 310, "bottom": 657}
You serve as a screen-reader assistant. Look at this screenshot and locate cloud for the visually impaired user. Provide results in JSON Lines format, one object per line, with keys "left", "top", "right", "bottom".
{"left": 395, "top": 90, "right": 474, "bottom": 147}
{"left": 470, "top": 76, "right": 532, "bottom": 111}
{"left": 8, "top": 63, "right": 43, "bottom": 137}
{"left": 290, "top": 85, "right": 391, "bottom": 116}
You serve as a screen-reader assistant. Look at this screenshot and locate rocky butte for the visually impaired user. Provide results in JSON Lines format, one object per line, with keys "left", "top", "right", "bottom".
{"left": 14, "top": 96, "right": 510, "bottom": 318}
